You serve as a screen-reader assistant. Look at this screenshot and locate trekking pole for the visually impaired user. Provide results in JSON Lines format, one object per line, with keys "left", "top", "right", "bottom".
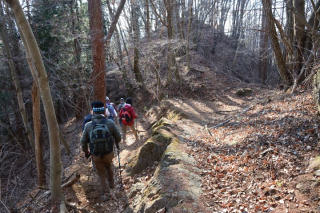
{"left": 117, "top": 148, "right": 124, "bottom": 189}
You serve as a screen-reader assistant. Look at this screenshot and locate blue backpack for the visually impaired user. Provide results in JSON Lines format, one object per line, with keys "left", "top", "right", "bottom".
{"left": 107, "top": 104, "right": 116, "bottom": 120}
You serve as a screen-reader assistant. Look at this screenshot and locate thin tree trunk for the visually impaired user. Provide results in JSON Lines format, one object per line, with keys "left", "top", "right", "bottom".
{"left": 88, "top": 0, "right": 106, "bottom": 102}
{"left": 286, "top": 0, "right": 295, "bottom": 73}
{"left": 144, "top": 0, "right": 151, "bottom": 39}
{"left": 259, "top": 7, "right": 268, "bottom": 84}
{"left": 180, "top": 0, "right": 186, "bottom": 38}
{"left": 0, "top": 8, "right": 34, "bottom": 150}
{"left": 131, "top": 0, "right": 144, "bottom": 86}
{"left": 186, "top": 0, "right": 193, "bottom": 71}
{"left": 165, "top": 0, "right": 180, "bottom": 85}
{"left": 293, "top": 0, "right": 306, "bottom": 73}
{"left": 262, "top": 0, "right": 292, "bottom": 86}
{"left": 71, "top": 0, "right": 81, "bottom": 68}
{"left": 105, "top": 0, "right": 127, "bottom": 48}
{"left": 106, "top": 1, "right": 128, "bottom": 83}
{"left": 304, "top": 1, "right": 320, "bottom": 60}
{"left": 32, "top": 82, "right": 45, "bottom": 187}
{"left": 4, "top": 0, "right": 63, "bottom": 205}
{"left": 119, "top": 26, "right": 133, "bottom": 72}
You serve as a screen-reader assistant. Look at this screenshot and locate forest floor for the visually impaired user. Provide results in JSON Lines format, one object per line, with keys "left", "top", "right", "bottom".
{"left": 18, "top": 66, "right": 320, "bottom": 212}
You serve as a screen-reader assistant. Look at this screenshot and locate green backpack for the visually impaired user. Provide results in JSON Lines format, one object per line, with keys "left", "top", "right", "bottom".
{"left": 89, "top": 120, "right": 114, "bottom": 156}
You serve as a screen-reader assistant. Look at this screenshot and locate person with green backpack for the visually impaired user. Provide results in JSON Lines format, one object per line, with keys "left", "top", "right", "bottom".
{"left": 80, "top": 101, "right": 121, "bottom": 199}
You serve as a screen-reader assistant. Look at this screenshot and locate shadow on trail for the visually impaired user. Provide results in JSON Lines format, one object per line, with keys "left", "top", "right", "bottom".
{"left": 66, "top": 164, "right": 132, "bottom": 212}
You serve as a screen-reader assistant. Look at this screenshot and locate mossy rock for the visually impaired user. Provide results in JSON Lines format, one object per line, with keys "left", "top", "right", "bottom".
{"left": 159, "top": 138, "right": 182, "bottom": 167}
{"left": 126, "top": 129, "right": 174, "bottom": 175}
{"left": 132, "top": 137, "right": 204, "bottom": 212}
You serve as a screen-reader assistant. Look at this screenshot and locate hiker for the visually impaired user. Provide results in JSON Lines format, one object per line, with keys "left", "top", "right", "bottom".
{"left": 117, "top": 98, "right": 126, "bottom": 113}
{"left": 105, "top": 96, "right": 117, "bottom": 121}
{"left": 117, "top": 98, "right": 126, "bottom": 126}
{"left": 83, "top": 103, "right": 109, "bottom": 131}
{"left": 81, "top": 101, "right": 121, "bottom": 199}
{"left": 119, "top": 97, "right": 138, "bottom": 143}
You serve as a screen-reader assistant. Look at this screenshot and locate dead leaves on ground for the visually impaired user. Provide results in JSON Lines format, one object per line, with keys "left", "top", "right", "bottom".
{"left": 186, "top": 91, "right": 320, "bottom": 212}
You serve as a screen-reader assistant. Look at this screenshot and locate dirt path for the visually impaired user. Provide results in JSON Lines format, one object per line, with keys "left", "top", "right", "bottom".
{"left": 59, "top": 117, "right": 152, "bottom": 212}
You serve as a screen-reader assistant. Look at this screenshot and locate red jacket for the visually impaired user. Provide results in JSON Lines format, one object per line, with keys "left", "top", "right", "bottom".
{"left": 119, "top": 104, "right": 137, "bottom": 126}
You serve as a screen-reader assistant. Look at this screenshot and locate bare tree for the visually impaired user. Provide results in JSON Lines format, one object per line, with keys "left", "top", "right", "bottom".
{"left": 144, "top": 0, "right": 151, "bottom": 39}
{"left": 0, "top": 7, "right": 34, "bottom": 150}
{"left": 262, "top": 0, "right": 292, "bottom": 86}
{"left": 131, "top": 0, "right": 144, "bottom": 86}
{"left": 186, "top": 0, "right": 193, "bottom": 71}
{"left": 293, "top": 0, "right": 306, "bottom": 73}
{"left": 4, "top": 0, "right": 63, "bottom": 206}
{"left": 32, "top": 82, "right": 45, "bottom": 187}
{"left": 259, "top": 6, "right": 268, "bottom": 84}
{"left": 164, "top": 0, "right": 180, "bottom": 85}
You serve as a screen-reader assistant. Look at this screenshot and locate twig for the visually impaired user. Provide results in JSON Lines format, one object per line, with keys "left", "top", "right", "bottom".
{"left": 61, "top": 173, "right": 80, "bottom": 188}
{"left": 150, "top": 0, "right": 167, "bottom": 27}
{"left": 0, "top": 199, "right": 10, "bottom": 213}
{"left": 209, "top": 106, "right": 253, "bottom": 129}
{"left": 204, "top": 124, "right": 213, "bottom": 136}
{"left": 20, "top": 173, "right": 80, "bottom": 211}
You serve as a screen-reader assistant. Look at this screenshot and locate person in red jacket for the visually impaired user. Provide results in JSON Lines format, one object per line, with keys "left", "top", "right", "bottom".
{"left": 119, "top": 97, "right": 138, "bottom": 143}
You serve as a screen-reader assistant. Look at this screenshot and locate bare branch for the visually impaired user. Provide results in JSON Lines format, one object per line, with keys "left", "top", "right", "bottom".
{"left": 150, "top": 0, "right": 167, "bottom": 27}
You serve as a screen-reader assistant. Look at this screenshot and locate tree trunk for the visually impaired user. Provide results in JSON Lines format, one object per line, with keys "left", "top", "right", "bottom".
{"left": 304, "top": 1, "right": 320, "bottom": 62}
{"left": 285, "top": 0, "right": 295, "bottom": 73}
{"left": 186, "top": 0, "right": 193, "bottom": 71}
{"left": 106, "top": 1, "right": 128, "bottom": 83}
{"left": 131, "top": 0, "right": 144, "bottom": 86}
{"left": 144, "top": 0, "right": 151, "bottom": 39}
{"left": 5, "top": 0, "right": 63, "bottom": 204}
{"left": 293, "top": 0, "right": 306, "bottom": 73}
{"left": 259, "top": 7, "right": 268, "bottom": 84}
{"left": 71, "top": 0, "right": 82, "bottom": 69}
{"left": 32, "top": 82, "right": 45, "bottom": 187}
{"left": 164, "top": 0, "right": 180, "bottom": 85}
{"left": 0, "top": 8, "right": 34, "bottom": 150}
{"left": 88, "top": 0, "right": 106, "bottom": 102}
{"left": 262, "top": 0, "right": 292, "bottom": 86}
{"left": 105, "top": 0, "right": 127, "bottom": 48}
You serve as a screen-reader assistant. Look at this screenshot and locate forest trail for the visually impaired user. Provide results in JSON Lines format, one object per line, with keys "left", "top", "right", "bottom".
{"left": 22, "top": 67, "right": 320, "bottom": 212}
{"left": 59, "top": 118, "right": 150, "bottom": 212}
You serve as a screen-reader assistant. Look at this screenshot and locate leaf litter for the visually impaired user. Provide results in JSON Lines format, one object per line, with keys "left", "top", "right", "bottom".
{"left": 185, "top": 90, "right": 320, "bottom": 212}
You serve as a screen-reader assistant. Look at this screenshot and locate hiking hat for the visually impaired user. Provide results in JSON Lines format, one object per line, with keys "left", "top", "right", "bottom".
{"left": 91, "top": 101, "right": 105, "bottom": 113}
{"left": 126, "top": 97, "right": 132, "bottom": 105}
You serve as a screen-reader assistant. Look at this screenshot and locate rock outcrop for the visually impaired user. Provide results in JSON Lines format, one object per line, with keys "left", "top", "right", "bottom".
{"left": 124, "top": 110, "right": 206, "bottom": 212}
